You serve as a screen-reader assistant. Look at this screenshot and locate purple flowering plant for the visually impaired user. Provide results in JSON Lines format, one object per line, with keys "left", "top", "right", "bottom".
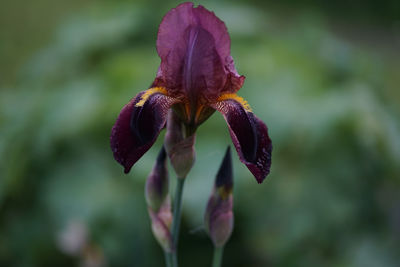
{"left": 110, "top": 2, "right": 272, "bottom": 266}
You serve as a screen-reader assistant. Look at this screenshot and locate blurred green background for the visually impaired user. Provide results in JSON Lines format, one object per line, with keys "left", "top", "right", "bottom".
{"left": 1, "top": 0, "right": 400, "bottom": 266}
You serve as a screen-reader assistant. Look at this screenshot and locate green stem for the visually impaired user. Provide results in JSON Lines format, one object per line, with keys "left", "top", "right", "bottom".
{"left": 164, "top": 252, "right": 173, "bottom": 267}
{"left": 212, "top": 246, "right": 224, "bottom": 267}
{"left": 172, "top": 252, "right": 178, "bottom": 267}
{"left": 171, "top": 178, "right": 185, "bottom": 267}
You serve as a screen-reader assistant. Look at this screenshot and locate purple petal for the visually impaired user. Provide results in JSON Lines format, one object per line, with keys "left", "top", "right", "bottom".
{"left": 156, "top": 3, "right": 244, "bottom": 103}
{"left": 211, "top": 99, "right": 272, "bottom": 183}
{"left": 221, "top": 55, "right": 246, "bottom": 94}
{"left": 157, "top": 3, "right": 230, "bottom": 66}
{"left": 110, "top": 91, "right": 177, "bottom": 173}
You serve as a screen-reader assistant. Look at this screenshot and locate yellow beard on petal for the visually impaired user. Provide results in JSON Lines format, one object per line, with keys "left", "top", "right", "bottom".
{"left": 135, "top": 87, "right": 168, "bottom": 107}
{"left": 217, "top": 93, "right": 252, "bottom": 112}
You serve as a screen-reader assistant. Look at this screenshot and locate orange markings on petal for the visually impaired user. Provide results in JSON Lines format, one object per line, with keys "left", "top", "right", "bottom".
{"left": 184, "top": 103, "right": 191, "bottom": 120}
{"left": 135, "top": 87, "right": 168, "bottom": 107}
{"left": 217, "top": 93, "right": 252, "bottom": 112}
{"left": 194, "top": 104, "right": 204, "bottom": 123}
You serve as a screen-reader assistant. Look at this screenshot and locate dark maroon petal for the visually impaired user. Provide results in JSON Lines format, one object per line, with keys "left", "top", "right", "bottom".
{"left": 110, "top": 91, "right": 177, "bottom": 173}
{"left": 211, "top": 99, "right": 272, "bottom": 183}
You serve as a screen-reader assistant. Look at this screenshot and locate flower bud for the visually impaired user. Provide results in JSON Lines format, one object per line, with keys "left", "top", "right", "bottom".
{"left": 164, "top": 110, "right": 196, "bottom": 178}
{"left": 145, "top": 147, "right": 169, "bottom": 212}
{"left": 148, "top": 203, "right": 174, "bottom": 253}
{"left": 146, "top": 147, "right": 174, "bottom": 252}
{"left": 205, "top": 147, "right": 234, "bottom": 248}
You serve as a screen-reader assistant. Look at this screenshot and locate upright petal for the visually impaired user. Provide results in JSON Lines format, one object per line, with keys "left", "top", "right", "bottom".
{"left": 157, "top": 2, "right": 230, "bottom": 68}
{"left": 221, "top": 55, "right": 246, "bottom": 94}
{"left": 110, "top": 88, "right": 177, "bottom": 173}
{"left": 211, "top": 95, "right": 272, "bottom": 183}
{"left": 156, "top": 2, "right": 243, "bottom": 104}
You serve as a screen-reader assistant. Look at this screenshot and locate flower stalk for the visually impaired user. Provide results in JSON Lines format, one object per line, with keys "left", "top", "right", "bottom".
{"left": 212, "top": 246, "right": 224, "bottom": 267}
{"left": 172, "top": 178, "right": 185, "bottom": 246}
{"left": 171, "top": 178, "right": 185, "bottom": 267}
{"left": 164, "top": 252, "right": 172, "bottom": 267}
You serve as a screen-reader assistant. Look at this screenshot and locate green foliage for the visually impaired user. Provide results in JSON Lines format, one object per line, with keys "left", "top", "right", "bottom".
{"left": 1, "top": 1, "right": 399, "bottom": 266}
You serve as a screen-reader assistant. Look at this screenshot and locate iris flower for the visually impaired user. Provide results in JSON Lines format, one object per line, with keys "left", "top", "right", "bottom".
{"left": 111, "top": 2, "right": 272, "bottom": 183}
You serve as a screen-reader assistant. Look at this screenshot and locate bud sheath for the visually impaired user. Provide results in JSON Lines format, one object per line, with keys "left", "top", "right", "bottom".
{"left": 164, "top": 110, "right": 196, "bottom": 178}
{"left": 145, "top": 147, "right": 169, "bottom": 212}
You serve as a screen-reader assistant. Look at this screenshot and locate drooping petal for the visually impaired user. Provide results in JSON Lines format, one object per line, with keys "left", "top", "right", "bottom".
{"left": 211, "top": 95, "right": 272, "bottom": 183}
{"left": 156, "top": 2, "right": 244, "bottom": 103}
{"left": 110, "top": 88, "right": 177, "bottom": 173}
